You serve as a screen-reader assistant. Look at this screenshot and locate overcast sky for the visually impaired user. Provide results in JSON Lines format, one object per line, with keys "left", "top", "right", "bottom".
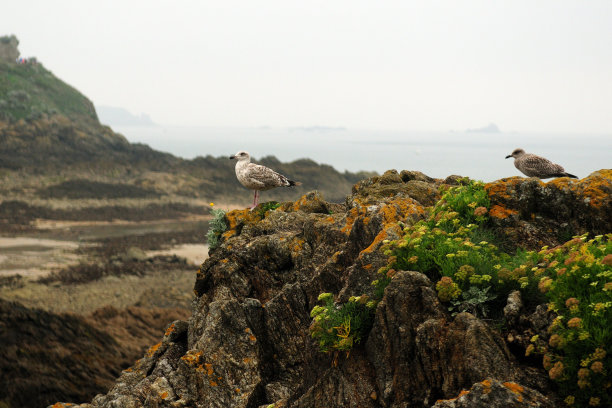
{"left": 3, "top": 1, "right": 612, "bottom": 133}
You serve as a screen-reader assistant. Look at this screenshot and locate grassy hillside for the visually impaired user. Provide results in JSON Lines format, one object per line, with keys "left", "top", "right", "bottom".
{"left": 0, "top": 60, "right": 97, "bottom": 123}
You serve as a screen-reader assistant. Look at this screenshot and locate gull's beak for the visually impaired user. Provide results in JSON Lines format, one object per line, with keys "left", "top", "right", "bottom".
{"left": 505, "top": 155, "right": 512, "bottom": 159}
{"left": 229, "top": 155, "right": 235, "bottom": 160}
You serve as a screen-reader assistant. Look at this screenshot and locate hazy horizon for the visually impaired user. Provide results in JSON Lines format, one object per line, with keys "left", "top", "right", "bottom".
{"left": 2, "top": 1, "right": 612, "bottom": 134}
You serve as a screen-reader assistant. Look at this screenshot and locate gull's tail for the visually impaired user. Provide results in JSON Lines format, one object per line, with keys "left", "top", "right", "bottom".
{"left": 554, "top": 172, "right": 578, "bottom": 179}
{"left": 288, "top": 180, "right": 302, "bottom": 187}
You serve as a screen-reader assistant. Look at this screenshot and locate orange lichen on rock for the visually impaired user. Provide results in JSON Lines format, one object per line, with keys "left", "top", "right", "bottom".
{"left": 578, "top": 170, "right": 612, "bottom": 208}
{"left": 360, "top": 199, "right": 425, "bottom": 255}
{"left": 160, "top": 391, "right": 169, "bottom": 399}
{"left": 146, "top": 342, "right": 162, "bottom": 357}
{"left": 361, "top": 225, "right": 399, "bottom": 255}
{"left": 484, "top": 177, "right": 524, "bottom": 201}
{"left": 164, "top": 323, "right": 175, "bottom": 337}
{"left": 180, "top": 350, "right": 203, "bottom": 366}
{"left": 481, "top": 379, "right": 492, "bottom": 394}
{"left": 489, "top": 204, "right": 518, "bottom": 219}
{"left": 341, "top": 206, "right": 368, "bottom": 235}
{"left": 222, "top": 208, "right": 253, "bottom": 240}
{"left": 502, "top": 381, "right": 524, "bottom": 394}
{"left": 292, "top": 194, "right": 312, "bottom": 211}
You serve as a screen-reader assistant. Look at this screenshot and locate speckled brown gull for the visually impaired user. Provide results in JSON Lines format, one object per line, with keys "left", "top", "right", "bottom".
{"left": 230, "top": 151, "right": 301, "bottom": 208}
{"left": 505, "top": 148, "right": 577, "bottom": 179}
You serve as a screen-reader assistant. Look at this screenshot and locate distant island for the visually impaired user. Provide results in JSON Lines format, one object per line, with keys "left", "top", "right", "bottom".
{"left": 465, "top": 123, "right": 501, "bottom": 133}
{"left": 289, "top": 126, "right": 347, "bottom": 132}
{"left": 96, "top": 105, "right": 156, "bottom": 127}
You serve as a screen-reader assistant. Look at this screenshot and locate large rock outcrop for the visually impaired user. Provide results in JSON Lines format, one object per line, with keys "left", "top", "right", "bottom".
{"left": 51, "top": 170, "right": 612, "bottom": 408}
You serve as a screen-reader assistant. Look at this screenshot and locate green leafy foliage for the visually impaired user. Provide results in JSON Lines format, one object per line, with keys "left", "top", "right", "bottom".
{"left": 309, "top": 293, "right": 375, "bottom": 353}
{"left": 449, "top": 286, "right": 497, "bottom": 317}
{"left": 533, "top": 235, "right": 612, "bottom": 408}
{"left": 206, "top": 206, "right": 228, "bottom": 250}
{"left": 376, "top": 179, "right": 505, "bottom": 316}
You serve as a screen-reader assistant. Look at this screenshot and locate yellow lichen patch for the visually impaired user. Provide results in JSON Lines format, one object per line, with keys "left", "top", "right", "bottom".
{"left": 235, "top": 388, "right": 241, "bottom": 394}
{"left": 164, "top": 323, "right": 175, "bottom": 337}
{"left": 209, "top": 380, "right": 218, "bottom": 387}
{"left": 205, "top": 362, "right": 214, "bottom": 376}
{"left": 146, "top": 342, "right": 162, "bottom": 357}
{"left": 489, "top": 204, "right": 518, "bottom": 219}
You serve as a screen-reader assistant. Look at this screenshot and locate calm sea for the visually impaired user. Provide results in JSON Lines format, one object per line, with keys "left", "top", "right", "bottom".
{"left": 114, "top": 126, "right": 611, "bottom": 182}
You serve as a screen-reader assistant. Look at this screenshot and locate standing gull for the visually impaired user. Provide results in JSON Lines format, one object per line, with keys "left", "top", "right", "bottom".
{"left": 505, "top": 148, "right": 578, "bottom": 179}
{"left": 230, "top": 151, "right": 301, "bottom": 208}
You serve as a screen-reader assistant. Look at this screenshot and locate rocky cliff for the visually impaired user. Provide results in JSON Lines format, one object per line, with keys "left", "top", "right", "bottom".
{"left": 49, "top": 170, "right": 612, "bottom": 408}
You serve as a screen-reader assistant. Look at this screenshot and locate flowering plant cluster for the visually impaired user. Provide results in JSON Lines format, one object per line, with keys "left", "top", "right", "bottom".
{"left": 532, "top": 235, "right": 612, "bottom": 407}
{"left": 376, "top": 180, "right": 505, "bottom": 316}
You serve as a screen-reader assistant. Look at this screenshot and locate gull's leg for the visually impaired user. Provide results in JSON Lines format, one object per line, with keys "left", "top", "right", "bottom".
{"left": 254, "top": 190, "right": 259, "bottom": 207}
{"left": 251, "top": 191, "right": 257, "bottom": 209}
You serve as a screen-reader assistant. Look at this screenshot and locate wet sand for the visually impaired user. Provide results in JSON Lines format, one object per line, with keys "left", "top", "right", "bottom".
{"left": 0, "top": 218, "right": 210, "bottom": 278}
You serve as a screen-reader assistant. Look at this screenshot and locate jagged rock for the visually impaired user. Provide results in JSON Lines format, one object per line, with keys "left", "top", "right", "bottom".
{"left": 366, "top": 271, "right": 517, "bottom": 407}
{"left": 431, "top": 378, "right": 555, "bottom": 408}
{"left": 485, "top": 170, "right": 612, "bottom": 249}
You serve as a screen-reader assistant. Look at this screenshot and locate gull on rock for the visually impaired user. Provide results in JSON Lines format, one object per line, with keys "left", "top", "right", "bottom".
{"left": 505, "top": 148, "right": 577, "bottom": 179}
{"left": 230, "top": 151, "right": 301, "bottom": 208}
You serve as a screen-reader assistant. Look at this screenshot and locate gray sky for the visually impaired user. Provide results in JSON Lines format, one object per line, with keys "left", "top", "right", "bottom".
{"left": 3, "top": 0, "right": 612, "bottom": 132}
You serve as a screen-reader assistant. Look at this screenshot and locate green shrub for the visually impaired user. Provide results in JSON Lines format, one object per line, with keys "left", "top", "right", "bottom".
{"left": 206, "top": 205, "right": 227, "bottom": 250}
{"left": 309, "top": 293, "right": 375, "bottom": 354}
